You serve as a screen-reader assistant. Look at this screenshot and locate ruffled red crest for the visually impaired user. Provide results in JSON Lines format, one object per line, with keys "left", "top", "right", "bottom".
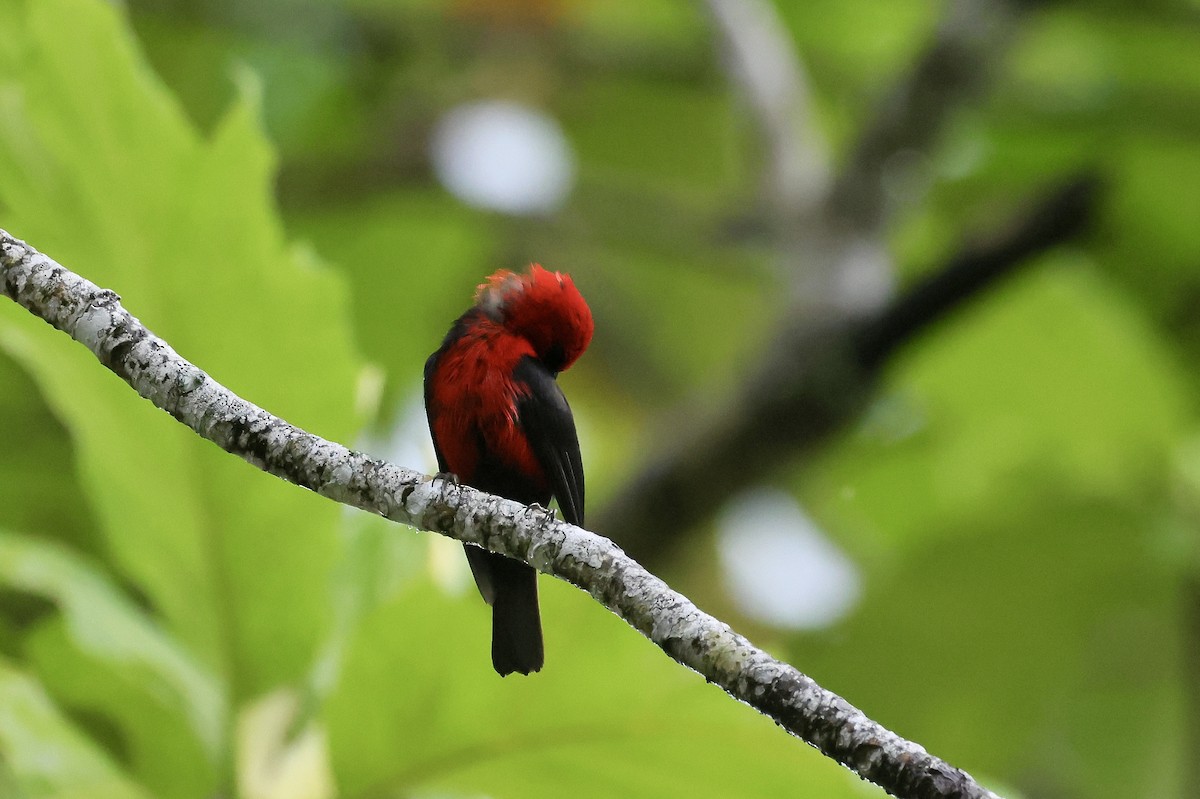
{"left": 474, "top": 264, "right": 593, "bottom": 373}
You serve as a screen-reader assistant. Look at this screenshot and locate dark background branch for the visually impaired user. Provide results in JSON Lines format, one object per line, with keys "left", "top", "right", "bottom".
{"left": 827, "top": 0, "right": 1022, "bottom": 235}
{"left": 594, "top": 0, "right": 1077, "bottom": 564}
{"left": 596, "top": 173, "right": 1102, "bottom": 564}
{"left": 857, "top": 174, "right": 1101, "bottom": 369}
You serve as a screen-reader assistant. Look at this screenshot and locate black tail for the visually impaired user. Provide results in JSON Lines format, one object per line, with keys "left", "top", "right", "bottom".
{"left": 464, "top": 545, "right": 544, "bottom": 676}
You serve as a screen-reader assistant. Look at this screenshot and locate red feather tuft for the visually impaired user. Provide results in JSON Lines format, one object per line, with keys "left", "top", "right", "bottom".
{"left": 475, "top": 264, "right": 593, "bottom": 374}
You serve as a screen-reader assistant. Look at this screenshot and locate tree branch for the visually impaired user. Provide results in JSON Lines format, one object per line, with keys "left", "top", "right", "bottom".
{"left": 586, "top": 0, "right": 1068, "bottom": 573}
{"left": 1, "top": 229, "right": 1000, "bottom": 799}
{"left": 702, "top": 0, "right": 830, "bottom": 220}
{"left": 855, "top": 174, "right": 1100, "bottom": 369}
{"left": 595, "top": 1, "right": 1039, "bottom": 563}
{"left": 596, "top": 174, "right": 1100, "bottom": 564}
{"left": 785, "top": 0, "right": 1025, "bottom": 315}
{"left": 828, "top": 0, "right": 1022, "bottom": 236}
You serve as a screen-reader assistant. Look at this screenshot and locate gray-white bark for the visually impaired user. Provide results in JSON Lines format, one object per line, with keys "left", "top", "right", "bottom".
{"left": 0, "top": 229, "right": 1001, "bottom": 799}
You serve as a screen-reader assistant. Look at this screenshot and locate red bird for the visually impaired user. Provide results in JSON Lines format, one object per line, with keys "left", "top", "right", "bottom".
{"left": 424, "top": 265, "right": 593, "bottom": 676}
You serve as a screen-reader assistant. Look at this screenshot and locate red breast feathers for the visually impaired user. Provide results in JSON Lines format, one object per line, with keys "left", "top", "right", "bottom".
{"left": 428, "top": 265, "right": 593, "bottom": 484}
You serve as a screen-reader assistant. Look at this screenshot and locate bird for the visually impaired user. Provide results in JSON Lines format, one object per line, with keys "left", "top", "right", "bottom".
{"left": 424, "top": 264, "right": 593, "bottom": 675}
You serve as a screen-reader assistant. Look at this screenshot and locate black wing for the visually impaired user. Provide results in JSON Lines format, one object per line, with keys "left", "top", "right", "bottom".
{"left": 514, "top": 356, "right": 585, "bottom": 527}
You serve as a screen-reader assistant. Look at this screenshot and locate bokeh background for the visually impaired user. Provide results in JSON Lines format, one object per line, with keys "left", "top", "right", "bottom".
{"left": 1, "top": 0, "right": 1199, "bottom": 797}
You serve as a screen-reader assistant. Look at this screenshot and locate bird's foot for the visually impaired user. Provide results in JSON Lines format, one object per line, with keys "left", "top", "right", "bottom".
{"left": 430, "top": 472, "right": 460, "bottom": 504}
{"left": 524, "top": 502, "right": 557, "bottom": 527}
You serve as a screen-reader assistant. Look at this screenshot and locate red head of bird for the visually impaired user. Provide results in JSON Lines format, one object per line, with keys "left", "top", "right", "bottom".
{"left": 475, "top": 264, "right": 593, "bottom": 374}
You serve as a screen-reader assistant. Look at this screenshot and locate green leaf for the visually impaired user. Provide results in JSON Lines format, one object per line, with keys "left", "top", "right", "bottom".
{"left": 796, "top": 259, "right": 1190, "bottom": 798}
{"left": 792, "top": 484, "right": 1182, "bottom": 799}
{"left": 0, "top": 0, "right": 363, "bottom": 702}
{"left": 0, "top": 660, "right": 154, "bottom": 799}
{"left": 288, "top": 189, "right": 495, "bottom": 412}
{"left": 807, "top": 259, "right": 1190, "bottom": 551}
{"left": 326, "top": 564, "right": 884, "bottom": 799}
{"left": 0, "top": 530, "right": 223, "bottom": 798}
{"left": 0, "top": 353, "right": 96, "bottom": 553}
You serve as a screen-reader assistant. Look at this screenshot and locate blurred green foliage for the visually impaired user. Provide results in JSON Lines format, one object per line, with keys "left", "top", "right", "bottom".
{"left": 0, "top": 0, "right": 1197, "bottom": 798}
